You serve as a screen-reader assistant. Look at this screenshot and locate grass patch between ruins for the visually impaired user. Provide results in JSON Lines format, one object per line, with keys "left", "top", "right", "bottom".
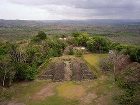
{"left": 57, "top": 82, "right": 86, "bottom": 99}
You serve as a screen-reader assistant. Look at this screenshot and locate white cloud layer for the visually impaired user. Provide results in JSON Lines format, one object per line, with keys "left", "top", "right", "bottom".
{"left": 0, "top": 0, "right": 140, "bottom": 20}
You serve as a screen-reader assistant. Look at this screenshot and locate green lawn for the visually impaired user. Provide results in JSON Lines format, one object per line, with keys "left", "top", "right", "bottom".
{"left": 0, "top": 80, "right": 49, "bottom": 102}
{"left": 28, "top": 95, "right": 79, "bottom": 105}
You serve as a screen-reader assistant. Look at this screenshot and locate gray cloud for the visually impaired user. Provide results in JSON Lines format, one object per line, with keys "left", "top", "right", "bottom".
{"left": 1, "top": 0, "right": 140, "bottom": 19}
{"left": 9, "top": 0, "right": 140, "bottom": 8}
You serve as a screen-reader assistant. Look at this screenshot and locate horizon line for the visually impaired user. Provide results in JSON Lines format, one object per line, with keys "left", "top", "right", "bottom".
{"left": 0, "top": 19, "right": 140, "bottom": 21}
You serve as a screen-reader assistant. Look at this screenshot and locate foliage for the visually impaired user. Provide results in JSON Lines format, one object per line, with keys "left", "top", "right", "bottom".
{"left": 26, "top": 46, "right": 37, "bottom": 65}
{"left": 68, "top": 48, "right": 74, "bottom": 55}
{"left": 115, "top": 62, "right": 140, "bottom": 105}
{"left": 87, "top": 36, "right": 110, "bottom": 53}
{"left": 0, "top": 57, "right": 15, "bottom": 87}
{"left": 0, "top": 43, "right": 17, "bottom": 87}
{"left": 99, "top": 57, "right": 113, "bottom": 72}
{"left": 0, "top": 42, "right": 39, "bottom": 86}
{"left": 32, "top": 31, "right": 47, "bottom": 42}
{"left": 72, "top": 32, "right": 139, "bottom": 62}
{"left": 14, "top": 63, "right": 37, "bottom": 81}
{"left": 46, "top": 38, "right": 67, "bottom": 57}
{"left": 63, "top": 46, "right": 74, "bottom": 55}
{"left": 74, "top": 50, "right": 82, "bottom": 57}
{"left": 129, "top": 47, "right": 140, "bottom": 62}
{"left": 100, "top": 52, "right": 131, "bottom": 82}
{"left": 36, "top": 31, "right": 47, "bottom": 40}
{"left": 72, "top": 32, "right": 81, "bottom": 38}
{"left": 72, "top": 32, "right": 89, "bottom": 46}
{"left": 72, "top": 33, "right": 110, "bottom": 53}
{"left": 113, "top": 44, "right": 140, "bottom": 62}
{"left": 26, "top": 45, "right": 45, "bottom": 66}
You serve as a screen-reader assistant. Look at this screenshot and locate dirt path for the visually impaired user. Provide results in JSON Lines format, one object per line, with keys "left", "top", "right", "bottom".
{"left": 7, "top": 102, "right": 25, "bottom": 105}
{"left": 32, "top": 83, "right": 57, "bottom": 100}
{"left": 80, "top": 92, "right": 98, "bottom": 105}
{"left": 64, "top": 61, "right": 72, "bottom": 81}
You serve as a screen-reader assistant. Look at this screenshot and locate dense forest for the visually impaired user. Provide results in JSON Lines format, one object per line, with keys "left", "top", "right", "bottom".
{"left": 0, "top": 20, "right": 140, "bottom": 45}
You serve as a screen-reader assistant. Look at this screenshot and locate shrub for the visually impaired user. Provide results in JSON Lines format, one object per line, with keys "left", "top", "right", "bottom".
{"left": 129, "top": 47, "right": 140, "bottom": 62}
{"left": 73, "top": 32, "right": 89, "bottom": 46}
{"left": 63, "top": 46, "right": 74, "bottom": 55}
{"left": 36, "top": 31, "right": 47, "bottom": 40}
{"left": 115, "top": 62, "right": 140, "bottom": 105}
{"left": 0, "top": 43, "right": 18, "bottom": 87}
{"left": 0, "top": 59, "right": 15, "bottom": 87}
{"left": 113, "top": 44, "right": 140, "bottom": 62}
{"left": 99, "top": 58, "right": 113, "bottom": 72}
{"left": 72, "top": 32, "right": 81, "bottom": 37}
{"left": 74, "top": 50, "right": 83, "bottom": 57}
{"left": 87, "top": 36, "right": 110, "bottom": 53}
{"left": 14, "top": 63, "right": 37, "bottom": 81}
{"left": 46, "top": 38, "right": 67, "bottom": 57}
{"left": 25, "top": 65, "right": 37, "bottom": 80}
{"left": 32, "top": 31, "right": 47, "bottom": 42}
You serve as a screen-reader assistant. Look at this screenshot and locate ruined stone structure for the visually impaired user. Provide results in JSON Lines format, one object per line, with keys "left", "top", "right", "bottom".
{"left": 39, "top": 56, "right": 95, "bottom": 81}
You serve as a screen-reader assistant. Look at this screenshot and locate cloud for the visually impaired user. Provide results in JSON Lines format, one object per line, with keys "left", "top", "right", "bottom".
{"left": 8, "top": 0, "right": 140, "bottom": 9}
{"left": 0, "top": 0, "right": 140, "bottom": 20}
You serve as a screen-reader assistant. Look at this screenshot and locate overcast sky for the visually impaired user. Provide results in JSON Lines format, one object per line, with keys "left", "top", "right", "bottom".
{"left": 0, "top": 0, "right": 140, "bottom": 20}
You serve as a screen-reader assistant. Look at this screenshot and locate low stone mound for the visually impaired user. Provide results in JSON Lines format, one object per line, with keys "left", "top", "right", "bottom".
{"left": 39, "top": 56, "right": 95, "bottom": 81}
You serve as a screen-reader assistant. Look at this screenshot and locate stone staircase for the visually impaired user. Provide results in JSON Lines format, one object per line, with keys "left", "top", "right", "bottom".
{"left": 53, "top": 62, "right": 65, "bottom": 81}
{"left": 39, "top": 57, "right": 95, "bottom": 81}
{"left": 39, "top": 62, "right": 65, "bottom": 81}
{"left": 81, "top": 64, "right": 94, "bottom": 80}
{"left": 71, "top": 61, "right": 94, "bottom": 81}
{"left": 64, "top": 61, "right": 72, "bottom": 81}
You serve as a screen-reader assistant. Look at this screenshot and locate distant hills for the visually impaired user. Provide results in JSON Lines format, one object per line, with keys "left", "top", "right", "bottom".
{"left": 0, "top": 19, "right": 140, "bottom": 27}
